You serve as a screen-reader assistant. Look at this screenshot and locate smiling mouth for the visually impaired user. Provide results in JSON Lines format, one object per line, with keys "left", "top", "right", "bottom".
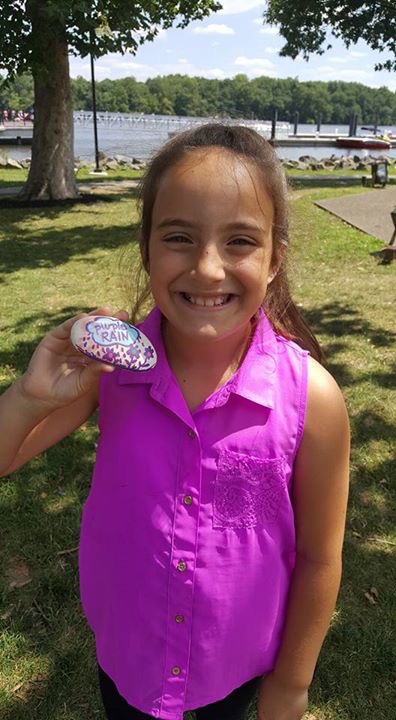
{"left": 180, "top": 293, "right": 233, "bottom": 307}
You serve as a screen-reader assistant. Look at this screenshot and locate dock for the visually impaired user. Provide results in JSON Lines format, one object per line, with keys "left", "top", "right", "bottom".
{"left": 271, "top": 133, "right": 396, "bottom": 149}
{"left": 0, "top": 123, "right": 34, "bottom": 146}
{"left": 0, "top": 120, "right": 395, "bottom": 150}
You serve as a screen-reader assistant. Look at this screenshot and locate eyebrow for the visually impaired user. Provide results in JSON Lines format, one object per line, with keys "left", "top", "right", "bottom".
{"left": 155, "top": 218, "right": 267, "bottom": 232}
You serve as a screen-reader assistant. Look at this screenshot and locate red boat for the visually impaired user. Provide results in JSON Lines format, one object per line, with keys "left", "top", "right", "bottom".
{"left": 336, "top": 136, "right": 391, "bottom": 150}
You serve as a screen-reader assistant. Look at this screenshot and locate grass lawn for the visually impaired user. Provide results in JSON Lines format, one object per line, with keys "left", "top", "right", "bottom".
{"left": 0, "top": 177, "right": 395, "bottom": 720}
{"left": 0, "top": 166, "right": 144, "bottom": 189}
{"left": 1, "top": 163, "right": 395, "bottom": 189}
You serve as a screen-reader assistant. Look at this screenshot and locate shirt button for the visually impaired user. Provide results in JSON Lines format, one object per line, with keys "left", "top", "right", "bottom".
{"left": 175, "top": 614, "right": 185, "bottom": 623}
{"left": 177, "top": 560, "right": 187, "bottom": 572}
{"left": 183, "top": 495, "right": 193, "bottom": 506}
{"left": 188, "top": 429, "right": 196, "bottom": 439}
{"left": 171, "top": 665, "right": 181, "bottom": 676}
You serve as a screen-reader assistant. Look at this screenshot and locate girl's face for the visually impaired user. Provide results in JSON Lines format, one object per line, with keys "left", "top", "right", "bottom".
{"left": 148, "top": 148, "right": 277, "bottom": 346}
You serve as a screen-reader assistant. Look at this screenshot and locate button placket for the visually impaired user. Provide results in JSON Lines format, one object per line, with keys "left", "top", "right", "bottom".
{"left": 160, "top": 424, "right": 201, "bottom": 718}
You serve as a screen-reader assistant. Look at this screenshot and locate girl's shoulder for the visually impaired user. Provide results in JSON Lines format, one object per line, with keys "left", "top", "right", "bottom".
{"left": 307, "top": 355, "right": 345, "bottom": 402}
{"left": 304, "top": 356, "right": 350, "bottom": 445}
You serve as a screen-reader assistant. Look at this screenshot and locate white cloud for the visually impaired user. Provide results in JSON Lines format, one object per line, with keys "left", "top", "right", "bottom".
{"left": 69, "top": 54, "right": 150, "bottom": 80}
{"left": 350, "top": 51, "right": 366, "bottom": 58}
{"left": 108, "top": 58, "right": 146, "bottom": 70}
{"left": 329, "top": 56, "right": 348, "bottom": 64}
{"left": 204, "top": 68, "right": 227, "bottom": 79}
{"left": 316, "top": 66, "right": 376, "bottom": 83}
{"left": 235, "top": 56, "right": 275, "bottom": 69}
{"left": 265, "top": 47, "right": 280, "bottom": 55}
{"left": 193, "top": 23, "right": 235, "bottom": 35}
{"left": 234, "top": 55, "right": 276, "bottom": 77}
{"left": 259, "top": 26, "right": 279, "bottom": 36}
{"left": 72, "top": 52, "right": 231, "bottom": 83}
{"left": 76, "top": 63, "right": 113, "bottom": 79}
{"left": 337, "top": 69, "right": 378, "bottom": 81}
{"left": 119, "top": 59, "right": 227, "bottom": 81}
{"left": 219, "top": 1, "right": 264, "bottom": 14}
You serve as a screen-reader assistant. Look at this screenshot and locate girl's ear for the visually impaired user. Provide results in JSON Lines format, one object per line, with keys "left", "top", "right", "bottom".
{"left": 268, "top": 242, "right": 286, "bottom": 284}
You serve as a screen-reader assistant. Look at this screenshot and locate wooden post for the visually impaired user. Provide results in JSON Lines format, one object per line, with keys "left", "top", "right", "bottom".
{"left": 293, "top": 111, "right": 299, "bottom": 135}
{"left": 271, "top": 109, "right": 278, "bottom": 140}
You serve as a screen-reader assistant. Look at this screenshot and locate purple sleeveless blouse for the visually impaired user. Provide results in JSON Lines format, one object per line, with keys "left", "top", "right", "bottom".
{"left": 79, "top": 307, "right": 308, "bottom": 719}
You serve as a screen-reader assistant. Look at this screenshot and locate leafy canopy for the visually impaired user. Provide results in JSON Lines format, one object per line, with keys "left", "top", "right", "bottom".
{"left": 0, "top": 0, "right": 221, "bottom": 79}
{"left": 264, "top": 1, "right": 396, "bottom": 71}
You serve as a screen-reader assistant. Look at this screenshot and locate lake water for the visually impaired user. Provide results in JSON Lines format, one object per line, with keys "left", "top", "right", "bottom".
{"left": 4, "top": 113, "right": 396, "bottom": 163}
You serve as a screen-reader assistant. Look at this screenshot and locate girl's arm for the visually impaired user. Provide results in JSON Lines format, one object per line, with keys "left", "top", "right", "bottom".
{"left": 0, "top": 308, "right": 124, "bottom": 477}
{"left": 258, "top": 356, "right": 350, "bottom": 720}
{"left": 0, "top": 381, "right": 100, "bottom": 477}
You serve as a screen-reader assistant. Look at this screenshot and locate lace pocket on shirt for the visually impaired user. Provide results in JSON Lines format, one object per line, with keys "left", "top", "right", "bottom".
{"left": 213, "top": 450, "right": 287, "bottom": 529}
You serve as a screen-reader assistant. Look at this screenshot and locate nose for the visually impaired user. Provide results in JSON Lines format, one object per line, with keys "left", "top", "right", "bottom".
{"left": 192, "top": 242, "right": 226, "bottom": 282}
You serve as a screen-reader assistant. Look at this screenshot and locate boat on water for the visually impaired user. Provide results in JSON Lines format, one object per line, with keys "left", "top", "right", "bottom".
{"left": 336, "top": 136, "right": 391, "bottom": 150}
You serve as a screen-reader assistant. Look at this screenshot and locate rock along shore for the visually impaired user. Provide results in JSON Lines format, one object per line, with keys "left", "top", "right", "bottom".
{"left": 1, "top": 152, "right": 395, "bottom": 173}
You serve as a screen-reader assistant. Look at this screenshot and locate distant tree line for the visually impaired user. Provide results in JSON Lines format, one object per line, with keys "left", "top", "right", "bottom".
{"left": 1, "top": 72, "right": 395, "bottom": 125}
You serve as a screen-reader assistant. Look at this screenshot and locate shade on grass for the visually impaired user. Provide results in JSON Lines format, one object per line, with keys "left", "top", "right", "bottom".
{"left": 0, "top": 180, "right": 395, "bottom": 720}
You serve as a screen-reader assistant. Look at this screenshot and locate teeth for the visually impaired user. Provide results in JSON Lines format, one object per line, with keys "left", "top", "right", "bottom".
{"left": 184, "top": 294, "right": 229, "bottom": 307}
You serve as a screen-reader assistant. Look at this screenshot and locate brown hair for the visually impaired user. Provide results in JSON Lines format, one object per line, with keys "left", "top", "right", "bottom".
{"left": 132, "top": 122, "right": 323, "bottom": 362}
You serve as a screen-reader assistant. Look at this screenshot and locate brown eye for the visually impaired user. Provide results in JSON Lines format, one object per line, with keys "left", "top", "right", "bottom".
{"left": 229, "top": 237, "right": 255, "bottom": 246}
{"left": 163, "top": 235, "right": 192, "bottom": 244}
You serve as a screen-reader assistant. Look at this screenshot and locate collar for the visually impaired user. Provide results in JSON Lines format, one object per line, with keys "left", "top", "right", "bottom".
{"left": 117, "top": 307, "right": 277, "bottom": 410}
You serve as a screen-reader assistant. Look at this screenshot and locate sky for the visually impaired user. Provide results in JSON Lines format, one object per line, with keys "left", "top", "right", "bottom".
{"left": 69, "top": 1, "right": 395, "bottom": 92}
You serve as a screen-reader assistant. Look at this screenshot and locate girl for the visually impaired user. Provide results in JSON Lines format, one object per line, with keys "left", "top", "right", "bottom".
{"left": 0, "top": 124, "right": 350, "bottom": 720}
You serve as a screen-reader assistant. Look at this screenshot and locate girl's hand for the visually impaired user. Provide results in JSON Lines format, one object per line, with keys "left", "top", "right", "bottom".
{"left": 17, "top": 307, "right": 129, "bottom": 410}
{"left": 257, "top": 673, "right": 308, "bottom": 720}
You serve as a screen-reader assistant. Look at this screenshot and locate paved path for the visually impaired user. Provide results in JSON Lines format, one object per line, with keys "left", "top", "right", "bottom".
{"left": 315, "top": 187, "right": 396, "bottom": 243}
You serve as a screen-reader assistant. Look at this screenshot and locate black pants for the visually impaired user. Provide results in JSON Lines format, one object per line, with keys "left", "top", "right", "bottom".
{"left": 98, "top": 665, "right": 260, "bottom": 720}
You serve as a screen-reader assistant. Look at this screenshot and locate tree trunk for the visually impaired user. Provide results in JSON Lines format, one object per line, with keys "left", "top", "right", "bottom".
{"left": 20, "top": 15, "right": 78, "bottom": 200}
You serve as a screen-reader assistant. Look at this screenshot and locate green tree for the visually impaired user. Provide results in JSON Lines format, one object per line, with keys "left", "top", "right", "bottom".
{"left": 71, "top": 75, "right": 91, "bottom": 111}
{"left": 250, "top": 76, "right": 275, "bottom": 119}
{"left": 0, "top": 0, "right": 220, "bottom": 200}
{"left": 264, "top": 1, "right": 396, "bottom": 71}
{"left": 0, "top": 73, "right": 34, "bottom": 112}
{"left": 173, "top": 76, "right": 202, "bottom": 116}
{"left": 5, "top": 72, "right": 395, "bottom": 128}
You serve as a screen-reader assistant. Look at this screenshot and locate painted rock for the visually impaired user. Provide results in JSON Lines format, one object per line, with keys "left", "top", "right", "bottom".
{"left": 70, "top": 315, "right": 157, "bottom": 371}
